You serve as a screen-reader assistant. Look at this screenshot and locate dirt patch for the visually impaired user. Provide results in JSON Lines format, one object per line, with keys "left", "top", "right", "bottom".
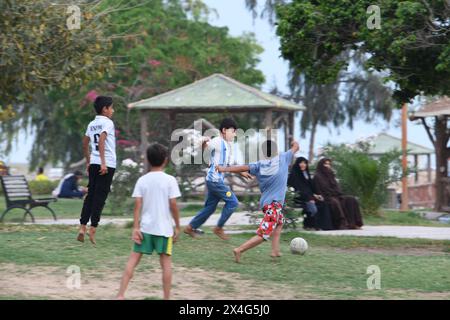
{"left": 0, "top": 263, "right": 317, "bottom": 300}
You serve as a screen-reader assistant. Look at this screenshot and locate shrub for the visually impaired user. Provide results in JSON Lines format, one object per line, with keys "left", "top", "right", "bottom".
{"left": 283, "top": 187, "right": 303, "bottom": 229}
{"left": 107, "top": 159, "right": 143, "bottom": 216}
{"left": 28, "top": 180, "right": 59, "bottom": 195}
{"left": 322, "top": 142, "right": 404, "bottom": 216}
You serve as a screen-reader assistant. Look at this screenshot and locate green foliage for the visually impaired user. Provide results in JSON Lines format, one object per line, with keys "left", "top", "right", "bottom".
{"left": 108, "top": 159, "right": 142, "bottom": 215}
{"left": 322, "top": 142, "right": 404, "bottom": 216}
{"left": 1, "top": 0, "right": 265, "bottom": 170}
{"left": 0, "top": 0, "right": 114, "bottom": 108}
{"left": 276, "top": 0, "right": 450, "bottom": 103}
{"left": 0, "top": 180, "right": 58, "bottom": 196}
{"left": 283, "top": 187, "right": 303, "bottom": 229}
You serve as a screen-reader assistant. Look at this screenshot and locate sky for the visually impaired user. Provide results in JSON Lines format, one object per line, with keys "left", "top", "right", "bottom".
{"left": 5, "top": 0, "right": 434, "bottom": 166}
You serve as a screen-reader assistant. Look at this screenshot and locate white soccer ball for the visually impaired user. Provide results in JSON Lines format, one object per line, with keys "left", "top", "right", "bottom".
{"left": 290, "top": 237, "right": 308, "bottom": 255}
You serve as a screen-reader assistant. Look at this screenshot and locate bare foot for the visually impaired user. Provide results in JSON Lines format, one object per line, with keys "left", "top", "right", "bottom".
{"left": 77, "top": 225, "right": 86, "bottom": 242}
{"left": 88, "top": 227, "right": 96, "bottom": 246}
{"left": 116, "top": 295, "right": 125, "bottom": 300}
{"left": 214, "top": 227, "right": 230, "bottom": 240}
{"left": 233, "top": 248, "right": 241, "bottom": 263}
{"left": 184, "top": 225, "right": 199, "bottom": 239}
{"left": 76, "top": 233, "right": 85, "bottom": 243}
{"left": 270, "top": 253, "right": 282, "bottom": 258}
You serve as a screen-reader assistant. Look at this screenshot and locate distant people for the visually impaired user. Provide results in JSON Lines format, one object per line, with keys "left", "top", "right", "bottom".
{"left": 35, "top": 167, "right": 49, "bottom": 181}
{"left": 53, "top": 171, "right": 87, "bottom": 199}
{"left": 0, "top": 161, "right": 9, "bottom": 176}
{"left": 313, "top": 158, "right": 364, "bottom": 230}
{"left": 288, "top": 157, "right": 333, "bottom": 231}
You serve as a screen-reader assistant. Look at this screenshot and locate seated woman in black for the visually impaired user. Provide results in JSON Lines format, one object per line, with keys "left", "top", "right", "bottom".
{"left": 288, "top": 157, "right": 333, "bottom": 230}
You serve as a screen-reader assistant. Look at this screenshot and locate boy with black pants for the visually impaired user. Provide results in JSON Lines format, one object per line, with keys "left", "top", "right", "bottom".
{"left": 77, "top": 96, "right": 116, "bottom": 245}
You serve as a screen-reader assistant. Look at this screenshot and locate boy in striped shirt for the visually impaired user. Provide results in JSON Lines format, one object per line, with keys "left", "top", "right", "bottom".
{"left": 184, "top": 118, "right": 250, "bottom": 240}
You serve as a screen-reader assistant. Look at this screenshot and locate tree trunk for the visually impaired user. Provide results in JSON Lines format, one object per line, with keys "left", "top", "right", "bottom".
{"left": 308, "top": 120, "right": 318, "bottom": 162}
{"left": 434, "top": 116, "right": 448, "bottom": 211}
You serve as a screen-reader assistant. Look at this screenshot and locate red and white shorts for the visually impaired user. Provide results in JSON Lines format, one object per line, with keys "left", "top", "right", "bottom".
{"left": 256, "top": 201, "right": 284, "bottom": 240}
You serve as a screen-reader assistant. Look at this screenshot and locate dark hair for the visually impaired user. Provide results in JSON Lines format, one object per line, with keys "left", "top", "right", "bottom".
{"left": 94, "top": 96, "right": 113, "bottom": 115}
{"left": 219, "top": 118, "right": 237, "bottom": 133}
{"left": 74, "top": 170, "right": 83, "bottom": 177}
{"left": 146, "top": 143, "right": 168, "bottom": 167}
{"left": 38, "top": 167, "right": 44, "bottom": 174}
{"left": 288, "top": 157, "right": 311, "bottom": 189}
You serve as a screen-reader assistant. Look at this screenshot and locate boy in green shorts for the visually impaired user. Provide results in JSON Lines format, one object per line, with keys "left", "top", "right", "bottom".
{"left": 116, "top": 143, "right": 181, "bottom": 300}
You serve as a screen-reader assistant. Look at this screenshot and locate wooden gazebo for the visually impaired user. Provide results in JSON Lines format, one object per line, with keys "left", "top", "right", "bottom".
{"left": 128, "top": 73, "right": 305, "bottom": 168}
{"left": 410, "top": 97, "right": 450, "bottom": 212}
{"left": 365, "top": 132, "right": 434, "bottom": 183}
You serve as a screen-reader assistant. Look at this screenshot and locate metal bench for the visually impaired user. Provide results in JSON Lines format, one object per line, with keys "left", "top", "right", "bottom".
{"left": 0, "top": 175, "right": 57, "bottom": 222}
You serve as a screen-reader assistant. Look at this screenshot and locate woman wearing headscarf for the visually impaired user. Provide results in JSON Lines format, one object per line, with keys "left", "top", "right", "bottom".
{"left": 288, "top": 157, "right": 333, "bottom": 230}
{"left": 313, "top": 158, "right": 364, "bottom": 229}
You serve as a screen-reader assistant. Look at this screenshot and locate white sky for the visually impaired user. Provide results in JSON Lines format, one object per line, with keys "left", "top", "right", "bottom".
{"left": 5, "top": 0, "right": 434, "bottom": 166}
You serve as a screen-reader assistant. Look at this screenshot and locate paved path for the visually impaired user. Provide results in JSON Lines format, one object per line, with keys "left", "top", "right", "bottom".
{"left": 12, "top": 212, "right": 450, "bottom": 240}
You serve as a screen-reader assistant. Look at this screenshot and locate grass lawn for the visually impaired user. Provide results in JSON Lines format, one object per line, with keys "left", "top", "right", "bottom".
{"left": 0, "top": 196, "right": 448, "bottom": 228}
{"left": 0, "top": 197, "right": 200, "bottom": 222}
{"left": 0, "top": 224, "right": 449, "bottom": 299}
{"left": 363, "top": 210, "right": 449, "bottom": 227}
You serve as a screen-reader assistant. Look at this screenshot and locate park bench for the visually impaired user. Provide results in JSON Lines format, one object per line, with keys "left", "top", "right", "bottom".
{"left": 0, "top": 175, "right": 57, "bottom": 223}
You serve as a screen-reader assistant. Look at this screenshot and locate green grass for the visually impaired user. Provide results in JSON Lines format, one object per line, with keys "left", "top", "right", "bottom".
{"left": 0, "top": 224, "right": 449, "bottom": 299}
{"left": 0, "top": 196, "right": 198, "bottom": 222}
{"left": 2, "top": 196, "right": 447, "bottom": 228}
{"left": 364, "top": 210, "right": 448, "bottom": 227}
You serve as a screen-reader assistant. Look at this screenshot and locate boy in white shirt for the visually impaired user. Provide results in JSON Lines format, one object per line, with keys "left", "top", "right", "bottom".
{"left": 77, "top": 96, "right": 116, "bottom": 245}
{"left": 116, "top": 143, "right": 181, "bottom": 300}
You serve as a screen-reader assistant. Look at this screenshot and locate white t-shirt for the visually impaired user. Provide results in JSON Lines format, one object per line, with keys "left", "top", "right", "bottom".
{"left": 132, "top": 171, "right": 181, "bottom": 237}
{"left": 85, "top": 115, "right": 116, "bottom": 168}
{"left": 205, "top": 136, "right": 234, "bottom": 182}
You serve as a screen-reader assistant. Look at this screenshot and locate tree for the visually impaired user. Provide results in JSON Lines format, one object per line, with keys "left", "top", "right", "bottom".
{"left": 291, "top": 51, "right": 395, "bottom": 160}
{"left": 0, "top": 0, "right": 115, "bottom": 120}
{"left": 244, "top": 1, "right": 396, "bottom": 159}
{"left": 276, "top": 0, "right": 450, "bottom": 103}
{"left": 1, "top": 0, "right": 265, "bottom": 169}
{"left": 275, "top": 0, "right": 450, "bottom": 210}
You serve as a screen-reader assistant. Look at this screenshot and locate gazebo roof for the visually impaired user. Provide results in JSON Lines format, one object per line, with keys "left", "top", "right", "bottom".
{"left": 128, "top": 73, "right": 305, "bottom": 112}
{"left": 365, "top": 133, "right": 434, "bottom": 155}
{"left": 410, "top": 96, "right": 450, "bottom": 119}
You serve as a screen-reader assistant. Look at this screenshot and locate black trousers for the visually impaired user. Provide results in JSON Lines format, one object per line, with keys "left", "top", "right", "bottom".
{"left": 80, "top": 164, "right": 115, "bottom": 228}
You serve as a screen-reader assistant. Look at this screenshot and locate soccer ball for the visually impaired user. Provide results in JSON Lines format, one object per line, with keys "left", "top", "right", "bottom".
{"left": 290, "top": 237, "right": 308, "bottom": 255}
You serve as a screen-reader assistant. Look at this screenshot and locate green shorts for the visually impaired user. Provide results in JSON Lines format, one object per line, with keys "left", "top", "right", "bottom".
{"left": 133, "top": 232, "right": 173, "bottom": 256}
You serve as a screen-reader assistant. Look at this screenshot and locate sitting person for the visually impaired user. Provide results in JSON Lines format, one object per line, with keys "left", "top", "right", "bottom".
{"left": 53, "top": 171, "right": 87, "bottom": 199}
{"left": 35, "top": 167, "right": 49, "bottom": 181}
{"left": 288, "top": 157, "right": 333, "bottom": 230}
{"left": 313, "top": 158, "right": 363, "bottom": 230}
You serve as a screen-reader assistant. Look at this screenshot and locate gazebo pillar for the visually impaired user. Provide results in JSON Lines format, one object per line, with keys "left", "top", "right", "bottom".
{"left": 265, "top": 109, "right": 273, "bottom": 130}
{"left": 140, "top": 110, "right": 149, "bottom": 172}
{"left": 288, "top": 111, "right": 295, "bottom": 147}
{"left": 169, "top": 111, "right": 177, "bottom": 153}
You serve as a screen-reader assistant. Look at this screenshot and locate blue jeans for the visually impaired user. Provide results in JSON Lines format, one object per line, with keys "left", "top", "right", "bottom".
{"left": 189, "top": 180, "right": 239, "bottom": 229}
{"left": 305, "top": 201, "right": 318, "bottom": 217}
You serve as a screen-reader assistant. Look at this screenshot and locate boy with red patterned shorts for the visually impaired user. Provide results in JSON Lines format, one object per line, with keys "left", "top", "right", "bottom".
{"left": 217, "top": 140, "right": 299, "bottom": 263}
